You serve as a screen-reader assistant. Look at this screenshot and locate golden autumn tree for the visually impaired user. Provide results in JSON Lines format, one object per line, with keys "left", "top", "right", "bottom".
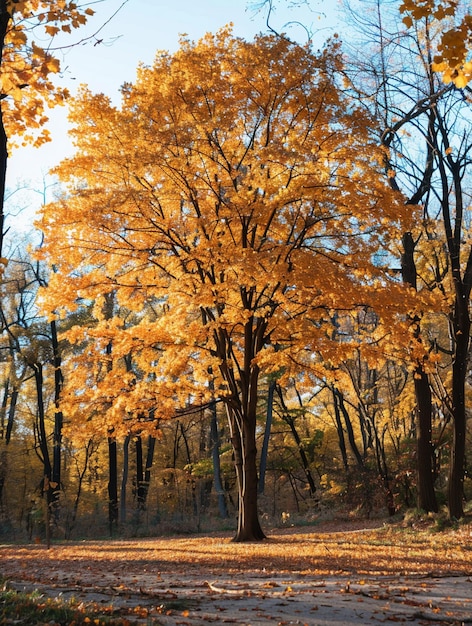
{"left": 38, "top": 29, "right": 416, "bottom": 541}
{"left": 0, "top": 0, "right": 95, "bottom": 260}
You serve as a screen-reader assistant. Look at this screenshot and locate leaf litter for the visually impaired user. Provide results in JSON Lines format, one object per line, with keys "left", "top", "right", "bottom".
{"left": 2, "top": 520, "right": 472, "bottom": 625}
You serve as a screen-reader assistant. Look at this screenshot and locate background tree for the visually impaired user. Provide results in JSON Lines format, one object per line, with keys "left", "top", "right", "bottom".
{"left": 0, "top": 1, "right": 99, "bottom": 261}
{"left": 343, "top": 0, "right": 472, "bottom": 518}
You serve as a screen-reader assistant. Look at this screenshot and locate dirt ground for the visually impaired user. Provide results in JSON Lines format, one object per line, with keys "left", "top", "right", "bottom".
{"left": 2, "top": 520, "right": 472, "bottom": 625}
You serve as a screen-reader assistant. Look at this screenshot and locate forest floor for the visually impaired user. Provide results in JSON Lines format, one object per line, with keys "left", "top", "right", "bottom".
{"left": 1, "top": 518, "right": 472, "bottom": 625}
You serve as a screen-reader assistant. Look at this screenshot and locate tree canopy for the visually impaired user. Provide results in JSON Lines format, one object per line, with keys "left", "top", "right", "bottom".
{"left": 37, "top": 28, "right": 418, "bottom": 539}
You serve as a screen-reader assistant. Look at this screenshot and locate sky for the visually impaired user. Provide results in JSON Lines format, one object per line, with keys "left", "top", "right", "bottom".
{"left": 5, "top": 0, "right": 338, "bottom": 235}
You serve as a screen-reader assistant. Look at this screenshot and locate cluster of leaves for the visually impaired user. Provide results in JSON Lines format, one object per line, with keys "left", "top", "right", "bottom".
{"left": 1, "top": 1, "right": 94, "bottom": 147}
{"left": 400, "top": 0, "right": 472, "bottom": 86}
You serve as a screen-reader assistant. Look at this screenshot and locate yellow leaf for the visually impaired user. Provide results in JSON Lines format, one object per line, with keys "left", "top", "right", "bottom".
{"left": 452, "top": 72, "right": 469, "bottom": 88}
{"left": 46, "top": 57, "right": 60, "bottom": 73}
{"left": 45, "top": 25, "right": 60, "bottom": 36}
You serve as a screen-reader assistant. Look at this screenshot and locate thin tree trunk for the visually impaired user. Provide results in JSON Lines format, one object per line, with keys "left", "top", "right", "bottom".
{"left": 108, "top": 434, "right": 118, "bottom": 536}
{"left": 372, "top": 421, "right": 396, "bottom": 516}
{"left": 276, "top": 385, "right": 317, "bottom": 497}
{"left": 288, "top": 416, "right": 318, "bottom": 497}
{"left": 180, "top": 422, "right": 192, "bottom": 464}
{"left": 172, "top": 420, "right": 180, "bottom": 469}
{"left": 0, "top": 381, "right": 7, "bottom": 508}
{"left": 0, "top": 385, "right": 16, "bottom": 511}
{"left": 120, "top": 434, "right": 130, "bottom": 523}
{"left": 258, "top": 380, "right": 275, "bottom": 495}
{"left": 143, "top": 435, "right": 155, "bottom": 508}
{"left": 337, "top": 390, "right": 365, "bottom": 469}
{"left": 209, "top": 400, "right": 228, "bottom": 518}
{"left": 448, "top": 313, "right": 469, "bottom": 518}
{"left": 33, "top": 363, "right": 51, "bottom": 485}
{"left": 0, "top": 379, "right": 8, "bottom": 439}
{"left": 5, "top": 386, "right": 17, "bottom": 445}
{"left": 0, "top": 386, "right": 17, "bottom": 512}
{"left": 401, "top": 231, "right": 438, "bottom": 513}
{"left": 50, "top": 319, "right": 63, "bottom": 518}
{"left": 66, "top": 439, "right": 96, "bottom": 539}
{"left": 135, "top": 434, "right": 156, "bottom": 514}
{"left": 0, "top": 0, "right": 10, "bottom": 261}
{"left": 332, "top": 387, "right": 349, "bottom": 472}
{"left": 135, "top": 435, "right": 144, "bottom": 511}
{"left": 33, "top": 362, "right": 54, "bottom": 547}
{"left": 0, "top": 449, "right": 5, "bottom": 508}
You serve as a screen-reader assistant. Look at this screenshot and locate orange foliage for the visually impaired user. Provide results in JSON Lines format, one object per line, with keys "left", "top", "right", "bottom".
{"left": 1, "top": 1, "right": 94, "bottom": 147}
{"left": 37, "top": 29, "right": 421, "bottom": 437}
{"left": 400, "top": 0, "right": 472, "bottom": 86}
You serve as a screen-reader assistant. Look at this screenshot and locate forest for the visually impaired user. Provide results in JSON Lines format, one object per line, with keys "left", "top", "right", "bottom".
{"left": 1, "top": 0, "right": 472, "bottom": 545}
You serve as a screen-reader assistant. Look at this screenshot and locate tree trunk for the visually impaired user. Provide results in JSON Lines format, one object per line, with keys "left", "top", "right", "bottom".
{"left": 33, "top": 363, "right": 52, "bottom": 486}
{"left": 258, "top": 380, "right": 275, "bottom": 495}
{"left": 335, "top": 389, "right": 365, "bottom": 469}
{"left": 230, "top": 408, "right": 265, "bottom": 542}
{"left": 108, "top": 435, "right": 118, "bottom": 536}
{"left": 143, "top": 435, "right": 156, "bottom": 508}
{"left": 33, "top": 362, "right": 55, "bottom": 547}
{"left": 414, "top": 367, "right": 438, "bottom": 512}
{"left": 0, "top": 0, "right": 10, "bottom": 261}
{"left": 135, "top": 435, "right": 144, "bottom": 511}
{"left": 208, "top": 371, "right": 229, "bottom": 519}
{"left": 275, "top": 384, "right": 317, "bottom": 497}
{"left": 0, "top": 385, "right": 17, "bottom": 513}
{"left": 0, "top": 379, "right": 8, "bottom": 439}
{"left": 401, "top": 231, "right": 438, "bottom": 513}
{"left": 332, "top": 387, "right": 349, "bottom": 472}
{"left": 50, "top": 319, "right": 63, "bottom": 518}
{"left": 5, "top": 386, "right": 17, "bottom": 445}
{"left": 209, "top": 404, "right": 228, "bottom": 518}
{"left": 120, "top": 434, "right": 130, "bottom": 524}
{"left": 66, "top": 439, "right": 96, "bottom": 539}
{"left": 135, "top": 434, "right": 155, "bottom": 512}
{"left": 438, "top": 153, "right": 470, "bottom": 520}
{"left": 372, "top": 420, "right": 396, "bottom": 516}
{"left": 0, "top": 449, "right": 5, "bottom": 508}
{"left": 448, "top": 308, "right": 469, "bottom": 519}
{"left": 214, "top": 314, "right": 266, "bottom": 541}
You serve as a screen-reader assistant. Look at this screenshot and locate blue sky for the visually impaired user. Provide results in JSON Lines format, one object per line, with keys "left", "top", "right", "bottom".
{"left": 6, "top": 0, "right": 338, "bottom": 233}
